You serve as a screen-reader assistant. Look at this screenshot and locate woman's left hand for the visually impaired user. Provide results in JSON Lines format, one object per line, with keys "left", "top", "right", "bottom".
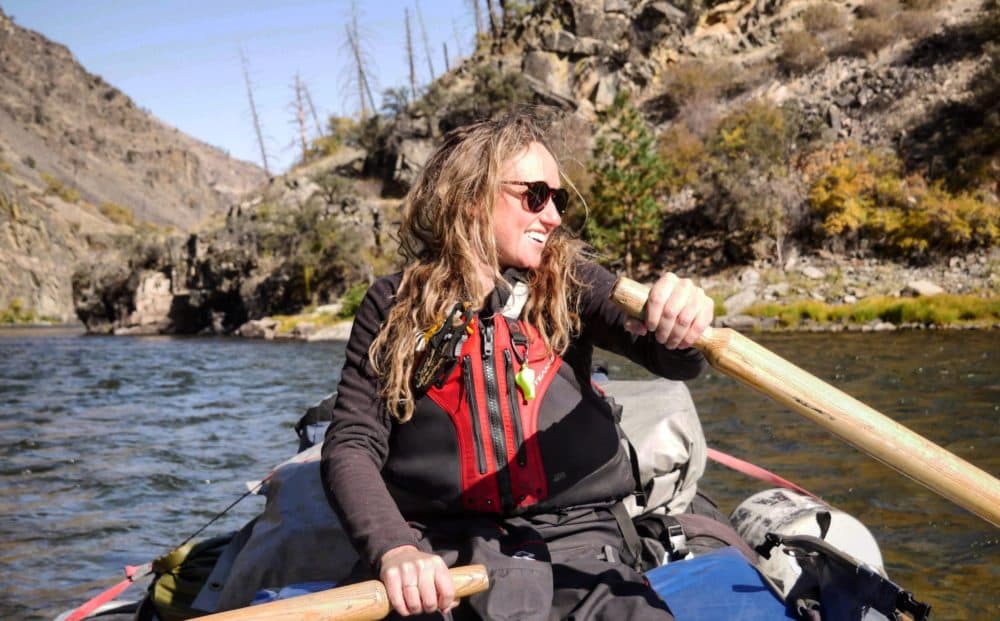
{"left": 624, "top": 272, "right": 714, "bottom": 349}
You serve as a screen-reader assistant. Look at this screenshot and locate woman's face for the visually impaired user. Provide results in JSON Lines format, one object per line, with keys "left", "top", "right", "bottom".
{"left": 492, "top": 141, "right": 563, "bottom": 271}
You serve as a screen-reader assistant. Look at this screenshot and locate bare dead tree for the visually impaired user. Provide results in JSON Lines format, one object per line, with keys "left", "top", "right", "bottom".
{"left": 468, "top": 0, "right": 484, "bottom": 37}
{"left": 301, "top": 83, "right": 323, "bottom": 137}
{"left": 240, "top": 49, "right": 270, "bottom": 176}
{"left": 293, "top": 73, "right": 308, "bottom": 163}
{"left": 345, "top": 1, "right": 377, "bottom": 119}
{"left": 485, "top": 0, "right": 500, "bottom": 38}
{"left": 405, "top": 7, "right": 418, "bottom": 101}
{"left": 443, "top": 42, "right": 450, "bottom": 72}
{"left": 346, "top": 25, "right": 376, "bottom": 118}
{"left": 415, "top": 0, "right": 435, "bottom": 80}
{"left": 452, "top": 18, "right": 465, "bottom": 57}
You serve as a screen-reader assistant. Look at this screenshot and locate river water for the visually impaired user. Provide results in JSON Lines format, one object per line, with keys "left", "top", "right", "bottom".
{"left": 0, "top": 328, "right": 996, "bottom": 620}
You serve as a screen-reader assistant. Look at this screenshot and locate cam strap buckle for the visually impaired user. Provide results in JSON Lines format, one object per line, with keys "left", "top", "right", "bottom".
{"left": 666, "top": 522, "right": 689, "bottom": 561}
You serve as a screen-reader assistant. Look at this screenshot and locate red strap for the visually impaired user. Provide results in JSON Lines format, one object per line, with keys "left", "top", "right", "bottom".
{"left": 65, "top": 563, "right": 150, "bottom": 621}
{"left": 706, "top": 447, "right": 819, "bottom": 500}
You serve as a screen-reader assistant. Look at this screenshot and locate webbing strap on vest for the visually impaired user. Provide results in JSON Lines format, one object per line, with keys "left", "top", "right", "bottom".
{"left": 610, "top": 501, "right": 645, "bottom": 571}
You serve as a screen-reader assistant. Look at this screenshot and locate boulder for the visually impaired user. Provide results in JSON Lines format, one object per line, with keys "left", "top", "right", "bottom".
{"left": 573, "top": 36, "right": 606, "bottom": 56}
{"left": 800, "top": 266, "right": 825, "bottom": 280}
{"left": 308, "top": 321, "right": 354, "bottom": 342}
{"left": 392, "top": 138, "right": 435, "bottom": 190}
{"left": 723, "top": 289, "right": 758, "bottom": 316}
{"left": 593, "top": 74, "right": 619, "bottom": 110}
{"left": 637, "top": 2, "right": 687, "bottom": 29}
{"left": 129, "top": 270, "right": 172, "bottom": 328}
{"left": 720, "top": 314, "right": 759, "bottom": 330}
{"left": 903, "top": 279, "right": 944, "bottom": 297}
{"left": 238, "top": 318, "right": 278, "bottom": 340}
{"left": 604, "top": 0, "right": 631, "bottom": 13}
{"left": 523, "top": 51, "right": 574, "bottom": 101}
{"left": 763, "top": 282, "right": 790, "bottom": 300}
{"left": 542, "top": 29, "right": 577, "bottom": 54}
{"left": 737, "top": 267, "right": 760, "bottom": 288}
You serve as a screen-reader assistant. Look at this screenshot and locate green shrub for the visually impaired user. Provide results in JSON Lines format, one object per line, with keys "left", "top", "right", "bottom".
{"left": 439, "top": 64, "right": 533, "bottom": 132}
{"left": 98, "top": 202, "right": 136, "bottom": 226}
{"left": 695, "top": 99, "right": 812, "bottom": 263}
{"left": 586, "top": 91, "right": 669, "bottom": 277}
{"left": 337, "top": 281, "right": 370, "bottom": 319}
{"left": 711, "top": 100, "right": 800, "bottom": 166}
{"left": 300, "top": 116, "right": 360, "bottom": 166}
{"left": 657, "top": 124, "right": 707, "bottom": 193}
{"left": 1, "top": 299, "right": 37, "bottom": 324}
{"left": 40, "top": 172, "right": 80, "bottom": 203}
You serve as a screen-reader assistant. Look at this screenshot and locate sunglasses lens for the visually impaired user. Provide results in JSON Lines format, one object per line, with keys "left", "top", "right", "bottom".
{"left": 553, "top": 189, "right": 569, "bottom": 215}
{"left": 525, "top": 182, "right": 549, "bottom": 212}
{"left": 523, "top": 182, "right": 569, "bottom": 215}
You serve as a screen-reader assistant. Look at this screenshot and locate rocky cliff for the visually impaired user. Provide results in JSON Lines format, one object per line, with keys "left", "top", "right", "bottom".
{"left": 0, "top": 7, "right": 265, "bottom": 321}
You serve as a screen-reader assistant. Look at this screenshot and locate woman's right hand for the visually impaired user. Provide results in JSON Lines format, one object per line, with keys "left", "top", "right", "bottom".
{"left": 379, "top": 545, "right": 456, "bottom": 616}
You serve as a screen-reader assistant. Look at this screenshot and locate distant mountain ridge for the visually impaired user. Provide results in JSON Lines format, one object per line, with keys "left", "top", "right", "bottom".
{"left": 0, "top": 6, "right": 265, "bottom": 320}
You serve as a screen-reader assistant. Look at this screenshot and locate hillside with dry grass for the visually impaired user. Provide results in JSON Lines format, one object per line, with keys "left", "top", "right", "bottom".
{"left": 0, "top": 7, "right": 265, "bottom": 321}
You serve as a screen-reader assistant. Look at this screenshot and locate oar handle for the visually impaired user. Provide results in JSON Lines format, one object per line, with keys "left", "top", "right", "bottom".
{"left": 197, "top": 564, "right": 489, "bottom": 621}
{"left": 612, "top": 276, "right": 1000, "bottom": 527}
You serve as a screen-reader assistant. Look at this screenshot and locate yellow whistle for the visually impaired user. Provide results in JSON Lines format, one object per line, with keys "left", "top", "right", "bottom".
{"left": 515, "top": 366, "right": 536, "bottom": 401}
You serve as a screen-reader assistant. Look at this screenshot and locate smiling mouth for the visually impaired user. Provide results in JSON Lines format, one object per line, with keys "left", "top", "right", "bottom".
{"left": 527, "top": 232, "right": 546, "bottom": 244}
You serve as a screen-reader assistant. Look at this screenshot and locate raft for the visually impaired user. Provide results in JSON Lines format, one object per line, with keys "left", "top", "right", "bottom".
{"left": 57, "top": 379, "right": 929, "bottom": 621}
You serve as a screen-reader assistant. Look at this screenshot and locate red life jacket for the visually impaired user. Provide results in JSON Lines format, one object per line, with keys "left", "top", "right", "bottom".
{"left": 382, "top": 312, "right": 635, "bottom": 518}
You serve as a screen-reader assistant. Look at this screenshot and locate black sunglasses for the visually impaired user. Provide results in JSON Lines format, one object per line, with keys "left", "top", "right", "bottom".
{"left": 501, "top": 180, "right": 570, "bottom": 215}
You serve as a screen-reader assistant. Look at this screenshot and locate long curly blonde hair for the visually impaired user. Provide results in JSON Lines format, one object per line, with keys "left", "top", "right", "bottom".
{"left": 371, "top": 112, "right": 588, "bottom": 422}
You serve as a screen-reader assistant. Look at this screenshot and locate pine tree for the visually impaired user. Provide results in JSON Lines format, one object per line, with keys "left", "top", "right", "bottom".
{"left": 586, "top": 92, "right": 669, "bottom": 277}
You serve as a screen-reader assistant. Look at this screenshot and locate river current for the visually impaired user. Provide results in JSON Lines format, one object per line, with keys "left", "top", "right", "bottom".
{"left": 0, "top": 328, "right": 996, "bottom": 619}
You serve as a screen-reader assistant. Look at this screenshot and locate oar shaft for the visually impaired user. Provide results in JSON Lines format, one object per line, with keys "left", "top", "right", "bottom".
{"left": 612, "top": 277, "right": 1000, "bottom": 527}
{"left": 197, "top": 564, "right": 489, "bottom": 621}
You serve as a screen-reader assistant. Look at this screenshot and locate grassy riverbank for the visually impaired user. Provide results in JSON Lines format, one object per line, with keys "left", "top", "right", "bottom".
{"left": 743, "top": 294, "right": 1000, "bottom": 330}
{"left": 0, "top": 300, "right": 60, "bottom": 325}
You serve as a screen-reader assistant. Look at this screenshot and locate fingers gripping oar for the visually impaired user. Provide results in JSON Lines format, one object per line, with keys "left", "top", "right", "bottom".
{"left": 611, "top": 277, "right": 1000, "bottom": 527}
{"left": 196, "top": 565, "right": 489, "bottom": 621}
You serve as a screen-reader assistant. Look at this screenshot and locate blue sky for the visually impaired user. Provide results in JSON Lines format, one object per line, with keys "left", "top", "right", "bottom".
{"left": 4, "top": 0, "right": 478, "bottom": 172}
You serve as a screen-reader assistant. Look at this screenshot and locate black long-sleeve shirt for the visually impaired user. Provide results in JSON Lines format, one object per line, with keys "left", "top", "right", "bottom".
{"left": 320, "top": 262, "right": 706, "bottom": 570}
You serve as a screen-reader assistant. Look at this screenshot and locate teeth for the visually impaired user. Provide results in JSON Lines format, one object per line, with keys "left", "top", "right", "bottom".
{"left": 528, "top": 233, "right": 545, "bottom": 243}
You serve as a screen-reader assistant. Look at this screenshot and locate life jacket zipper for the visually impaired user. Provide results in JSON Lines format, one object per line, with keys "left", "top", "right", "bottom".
{"left": 481, "top": 319, "right": 514, "bottom": 511}
{"left": 461, "top": 355, "right": 487, "bottom": 475}
{"left": 503, "top": 349, "right": 527, "bottom": 467}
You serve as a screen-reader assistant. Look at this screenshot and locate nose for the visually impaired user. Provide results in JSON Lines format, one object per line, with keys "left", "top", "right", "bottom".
{"left": 539, "top": 196, "right": 562, "bottom": 227}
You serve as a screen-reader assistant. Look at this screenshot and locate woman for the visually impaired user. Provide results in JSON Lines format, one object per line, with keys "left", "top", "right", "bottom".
{"left": 320, "top": 111, "right": 714, "bottom": 620}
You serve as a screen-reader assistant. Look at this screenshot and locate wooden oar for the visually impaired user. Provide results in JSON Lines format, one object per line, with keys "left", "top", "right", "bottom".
{"left": 196, "top": 564, "right": 489, "bottom": 621}
{"left": 611, "top": 277, "right": 1000, "bottom": 527}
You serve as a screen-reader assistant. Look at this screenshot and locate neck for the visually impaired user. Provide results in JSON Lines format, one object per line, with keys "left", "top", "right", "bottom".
{"left": 476, "top": 262, "right": 496, "bottom": 295}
